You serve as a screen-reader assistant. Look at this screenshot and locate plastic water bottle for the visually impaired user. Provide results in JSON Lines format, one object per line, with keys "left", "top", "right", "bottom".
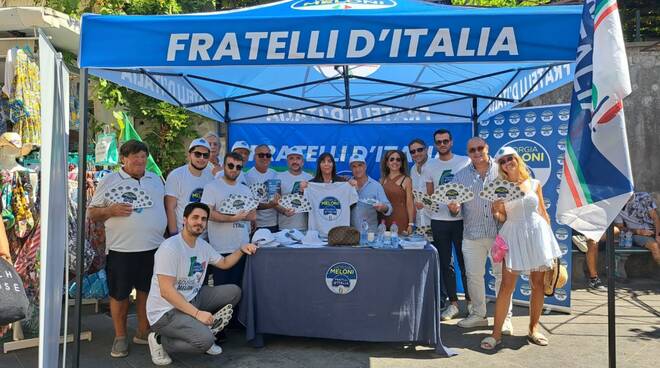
{"left": 376, "top": 220, "right": 387, "bottom": 247}
{"left": 390, "top": 222, "right": 399, "bottom": 248}
{"left": 360, "top": 219, "right": 369, "bottom": 245}
{"left": 618, "top": 230, "right": 626, "bottom": 247}
{"left": 624, "top": 231, "right": 633, "bottom": 248}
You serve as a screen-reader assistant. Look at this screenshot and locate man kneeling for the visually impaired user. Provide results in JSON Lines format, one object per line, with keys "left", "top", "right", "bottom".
{"left": 146, "top": 202, "right": 257, "bottom": 365}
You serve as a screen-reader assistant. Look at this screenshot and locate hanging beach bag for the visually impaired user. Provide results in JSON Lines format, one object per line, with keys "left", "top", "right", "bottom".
{"left": 95, "top": 132, "right": 118, "bottom": 166}
{"left": 0, "top": 258, "right": 30, "bottom": 325}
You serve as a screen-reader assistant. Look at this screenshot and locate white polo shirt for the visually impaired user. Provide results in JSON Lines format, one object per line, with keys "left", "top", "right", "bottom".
{"left": 89, "top": 168, "right": 166, "bottom": 253}
{"left": 423, "top": 155, "right": 470, "bottom": 221}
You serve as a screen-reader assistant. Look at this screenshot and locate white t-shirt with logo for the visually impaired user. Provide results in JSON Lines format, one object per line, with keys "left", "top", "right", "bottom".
{"left": 305, "top": 182, "right": 358, "bottom": 237}
{"left": 165, "top": 165, "right": 215, "bottom": 231}
{"left": 423, "top": 155, "right": 470, "bottom": 221}
{"left": 201, "top": 178, "right": 252, "bottom": 254}
{"left": 277, "top": 170, "right": 313, "bottom": 231}
{"left": 245, "top": 167, "right": 279, "bottom": 228}
{"left": 411, "top": 161, "right": 431, "bottom": 227}
{"left": 146, "top": 234, "right": 222, "bottom": 325}
{"left": 88, "top": 169, "right": 166, "bottom": 253}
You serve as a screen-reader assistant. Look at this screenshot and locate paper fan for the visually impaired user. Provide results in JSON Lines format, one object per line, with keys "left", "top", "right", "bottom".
{"left": 414, "top": 225, "right": 434, "bottom": 242}
{"left": 250, "top": 183, "right": 269, "bottom": 203}
{"left": 478, "top": 179, "right": 525, "bottom": 202}
{"left": 280, "top": 193, "right": 312, "bottom": 213}
{"left": 433, "top": 183, "right": 475, "bottom": 204}
{"left": 359, "top": 197, "right": 379, "bottom": 206}
{"left": 104, "top": 184, "right": 153, "bottom": 209}
{"left": 218, "top": 194, "right": 259, "bottom": 215}
{"left": 413, "top": 190, "right": 439, "bottom": 212}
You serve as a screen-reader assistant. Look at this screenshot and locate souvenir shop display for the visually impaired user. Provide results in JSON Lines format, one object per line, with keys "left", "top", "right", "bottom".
{"left": 279, "top": 193, "right": 312, "bottom": 213}
{"left": 479, "top": 179, "right": 526, "bottom": 203}
{"left": 4, "top": 47, "right": 41, "bottom": 146}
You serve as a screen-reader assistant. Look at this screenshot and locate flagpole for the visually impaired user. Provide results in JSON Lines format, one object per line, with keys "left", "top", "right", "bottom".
{"left": 606, "top": 224, "right": 616, "bottom": 368}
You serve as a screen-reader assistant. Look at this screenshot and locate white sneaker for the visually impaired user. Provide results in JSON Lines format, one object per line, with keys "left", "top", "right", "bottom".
{"left": 572, "top": 234, "right": 588, "bottom": 253}
{"left": 148, "top": 332, "right": 172, "bottom": 366}
{"left": 441, "top": 304, "right": 460, "bottom": 321}
{"left": 467, "top": 303, "right": 474, "bottom": 316}
{"left": 457, "top": 314, "right": 488, "bottom": 328}
{"left": 205, "top": 343, "right": 223, "bottom": 356}
{"left": 502, "top": 318, "right": 514, "bottom": 336}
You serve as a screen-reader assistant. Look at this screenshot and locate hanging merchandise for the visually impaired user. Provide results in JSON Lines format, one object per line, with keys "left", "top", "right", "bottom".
{"left": 94, "top": 132, "right": 118, "bottom": 166}
{"left": 1, "top": 175, "right": 14, "bottom": 229}
{"left": 12, "top": 174, "right": 35, "bottom": 238}
{"left": 68, "top": 270, "right": 109, "bottom": 300}
{"left": 0, "top": 258, "right": 30, "bottom": 325}
{"left": 8, "top": 48, "right": 41, "bottom": 146}
{"left": 67, "top": 193, "right": 95, "bottom": 276}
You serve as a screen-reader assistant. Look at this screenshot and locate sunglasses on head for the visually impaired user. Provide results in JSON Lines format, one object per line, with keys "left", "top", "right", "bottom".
{"left": 468, "top": 146, "right": 485, "bottom": 154}
{"left": 191, "top": 151, "right": 210, "bottom": 159}
{"left": 409, "top": 147, "right": 426, "bottom": 155}
{"left": 389, "top": 156, "right": 402, "bottom": 162}
{"left": 435, "top": 139, "right": 451, "bottom": 146}
{"left": 498, "top": 156, "right": 515, "bottom": 165}
{"left": 225, "top": 162, "right": 243, "bottom": 170}
{"left": 257, "top": 153, "right": 272, "bottom": 159}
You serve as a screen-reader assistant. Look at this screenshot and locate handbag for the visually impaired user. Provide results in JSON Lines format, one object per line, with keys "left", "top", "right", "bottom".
{"left": 328, "top": 226, "right": 360, "bottom": 246}
{"left": 544, "top": 258, "right": 568, "bottom": 297}
{"left": 491, "top": 234, "right": 508, "bottom": 263}
{"left": 0, "top": 258, "right": 30, "bottom": 325}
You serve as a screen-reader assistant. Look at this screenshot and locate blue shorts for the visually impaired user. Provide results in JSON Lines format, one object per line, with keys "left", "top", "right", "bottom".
{"left": 632, "top": 235, "right": 655, "bottom": 247}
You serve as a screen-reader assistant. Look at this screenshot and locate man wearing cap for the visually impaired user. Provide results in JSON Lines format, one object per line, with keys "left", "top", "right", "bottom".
{"left": 276, "top": 146, "right": 313, "bottom": 231}
{"left": 424, "top": 129, "right": 470, "bottom": 321}
{"left": 88, "top": 140, "right": 167, "bottom": 358}
{"left": 449, "top": 138, "right": 513, "bottom": 333}
{"left": 245, "top": 144, "right": 280, "bottom": 232}
{"left": 201, "top": 152, "right": 256, "bottom": 287}
{"left": 348, "top": 154, "right": 392, "bottom": 230}
{"left": 215, "top": 140, "right": 250, "bottom": 185}
{"left": 164, "top": 138, "right": 215, "bottom": 237}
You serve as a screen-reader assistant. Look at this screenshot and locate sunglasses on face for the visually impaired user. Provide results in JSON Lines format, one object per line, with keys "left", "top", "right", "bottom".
{"left": 389, "top": 156, "right": 402, "bottom": 162}
{"left": 498, "top": 156, "right": 515, "bottom": 165}
{"left": 468, "top": 146, "right": 485, "bottom": 154}
{"left": 409, "top": 147, "right": 426, "bottom": 155}
{"left": 191, "top": 151, "right": 210, "bottom": 159}
{"left": 256, "top": 153, "right": 272, "bottom": 159}
{"left": 225, "top": 162, "right": 243, "bottom": 170}
{"left": 435, "top": 139, "right": 451, "bottom": 146}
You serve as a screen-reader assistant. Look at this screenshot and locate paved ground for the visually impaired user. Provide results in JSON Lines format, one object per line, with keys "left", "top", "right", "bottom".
{"left": 1, "top": 278, "right": 658, "bottom": 368}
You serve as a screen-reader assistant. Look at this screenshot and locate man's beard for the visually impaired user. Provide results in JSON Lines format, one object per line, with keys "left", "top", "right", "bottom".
{"left": 186, "top": 224, "right": 204, "bottom": 236}
{"left": 191, "top": 162, "right": 207, "bottom": 171}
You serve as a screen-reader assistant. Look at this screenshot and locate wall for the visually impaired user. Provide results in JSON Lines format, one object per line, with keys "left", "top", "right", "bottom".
{"left": 523, "top": 42, "right": 660, "bottom": 194}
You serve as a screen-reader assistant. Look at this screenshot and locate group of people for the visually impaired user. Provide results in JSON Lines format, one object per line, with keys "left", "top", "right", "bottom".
{"left": 82, "top": 126, "right": 659, "bottom": 365}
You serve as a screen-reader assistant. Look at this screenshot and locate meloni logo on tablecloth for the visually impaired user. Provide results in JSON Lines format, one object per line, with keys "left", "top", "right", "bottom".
{"left": 326, "top": 262, "right": 358, "bottom": 294}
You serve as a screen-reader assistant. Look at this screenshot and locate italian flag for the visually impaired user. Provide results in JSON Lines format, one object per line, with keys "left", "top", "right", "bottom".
{"left": 557, "top": 0, "right": 633, "bottom": 241}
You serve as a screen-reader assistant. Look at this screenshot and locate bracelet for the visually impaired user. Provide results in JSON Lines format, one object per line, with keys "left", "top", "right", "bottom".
{"left": 194, "top": 309, "right": 199, "bottom": 319}
{"left": 408, "top": 223, "right": 414, "bottom": 226}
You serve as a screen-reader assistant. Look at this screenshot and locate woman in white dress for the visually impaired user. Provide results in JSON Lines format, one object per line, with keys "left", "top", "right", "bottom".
{"left": 480, "top": 147, "right": 562, "bottom": 350}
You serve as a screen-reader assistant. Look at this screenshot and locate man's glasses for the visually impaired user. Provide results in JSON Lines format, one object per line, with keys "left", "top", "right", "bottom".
{"left": 468, "top": 146, "right": 485, "bottom": 154}
{"left": 191, "top": 151, "right": 210, "bottom": 159}
{"left": 498, "top": 156, "right": 515, "bottom": 165}
{"left": 257, "top": 153, "right": 272, "bottom": 159}
{"left": 409, "top": 147, "right": 426, "bottom": 155}
{"left": 389, "top": 157, "right": 402, "bottom": 162}
{"left": 225, "top": 162, "right": 243, "bottom": 170}
{"left": 435, "top": 139, "right": 451, "bottom": 146}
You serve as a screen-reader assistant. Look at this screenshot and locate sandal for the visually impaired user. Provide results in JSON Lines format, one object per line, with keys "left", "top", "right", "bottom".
{"left": 210, "top": 304, "right": 233, "bottom": 335}
{"left": 480, "top": 336, "right": 501, "bottom": 350}
{"left": 527, "top": 331, "right": 549, "bottom": 346}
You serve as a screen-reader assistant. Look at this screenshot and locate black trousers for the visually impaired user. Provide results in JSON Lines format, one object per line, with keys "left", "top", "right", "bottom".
{"left": 431, "top": 219, "right": 469, "bottom": 302}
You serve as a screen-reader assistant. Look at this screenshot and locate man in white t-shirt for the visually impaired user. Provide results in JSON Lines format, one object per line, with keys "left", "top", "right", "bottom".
{"left": 305, "top": 182, "right": 358, "bottom": 237}
{"left": 88, "top": 140, "right": 167, "bottom": 358}
{"left": 201, "top": 152, "right": 256, "bottom": 287}
{"left": 423, "top": 129, "right": 471, "bottom": 321}
{"left": 165, "top": 138, "right": 215, "bottom": 236}
{"left": 276, "top": 146, "right": 313, "bottom": 231}
{"left": 245, "top": 144, "right": 280, "bottom": 232}
{"left": 146, "top": 202, "right": 257, "bottom": 365}
{"left": 408, "top": 138, "right": 431, "bottom": 227}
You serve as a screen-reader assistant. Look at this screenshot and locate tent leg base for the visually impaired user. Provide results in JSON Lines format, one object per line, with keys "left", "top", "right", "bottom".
{"left": 3, "top": 331, "right": 92, "bottom": 353}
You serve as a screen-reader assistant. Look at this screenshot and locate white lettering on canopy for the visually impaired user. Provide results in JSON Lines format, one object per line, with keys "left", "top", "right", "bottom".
{"left": 165, "top": 27, "right": 519, "bottom": 62}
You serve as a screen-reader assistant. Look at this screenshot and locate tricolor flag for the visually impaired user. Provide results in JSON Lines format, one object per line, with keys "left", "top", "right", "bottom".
{"left": 557, "top": 0, "right": 633, "bottom": 241}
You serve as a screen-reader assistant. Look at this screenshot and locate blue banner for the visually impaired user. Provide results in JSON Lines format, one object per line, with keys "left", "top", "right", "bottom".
{"left": 480, "top": 104, "right": 572, "bottom": 312}
{"left": 228, "top": 122, "right": 472, "bottom": 180}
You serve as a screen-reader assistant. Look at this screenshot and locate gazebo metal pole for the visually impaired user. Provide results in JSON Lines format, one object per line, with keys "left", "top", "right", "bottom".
{"left": 471, "top": 97, "right": 478, "bottom": 136}
{"left": 606, "top": 224, "right": 616, "bottom": 367}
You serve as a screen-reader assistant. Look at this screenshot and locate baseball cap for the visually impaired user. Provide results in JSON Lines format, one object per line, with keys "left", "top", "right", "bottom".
{"left": 349, "top": 153, "right": 366, "bottom": 165}
{"left": 231, "top": 140, "right": 250, "bottom": 152}
{"left": 286, "top": 146, "right": 304, "bottom": 158}
{"left": 493, "top": 146, "right": 518, "bottom": 162}
{"left": 188, "top": 138, "right": 211, "bottom": 152}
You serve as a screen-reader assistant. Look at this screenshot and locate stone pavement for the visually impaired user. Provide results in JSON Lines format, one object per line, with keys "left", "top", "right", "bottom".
{"left": 1, "top": 279, "right": 658, "bottom": 368}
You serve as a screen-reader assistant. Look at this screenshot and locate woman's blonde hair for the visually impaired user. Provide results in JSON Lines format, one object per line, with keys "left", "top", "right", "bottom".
{"left": 498, "top": 154, "right": 531, "bottom": 182}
